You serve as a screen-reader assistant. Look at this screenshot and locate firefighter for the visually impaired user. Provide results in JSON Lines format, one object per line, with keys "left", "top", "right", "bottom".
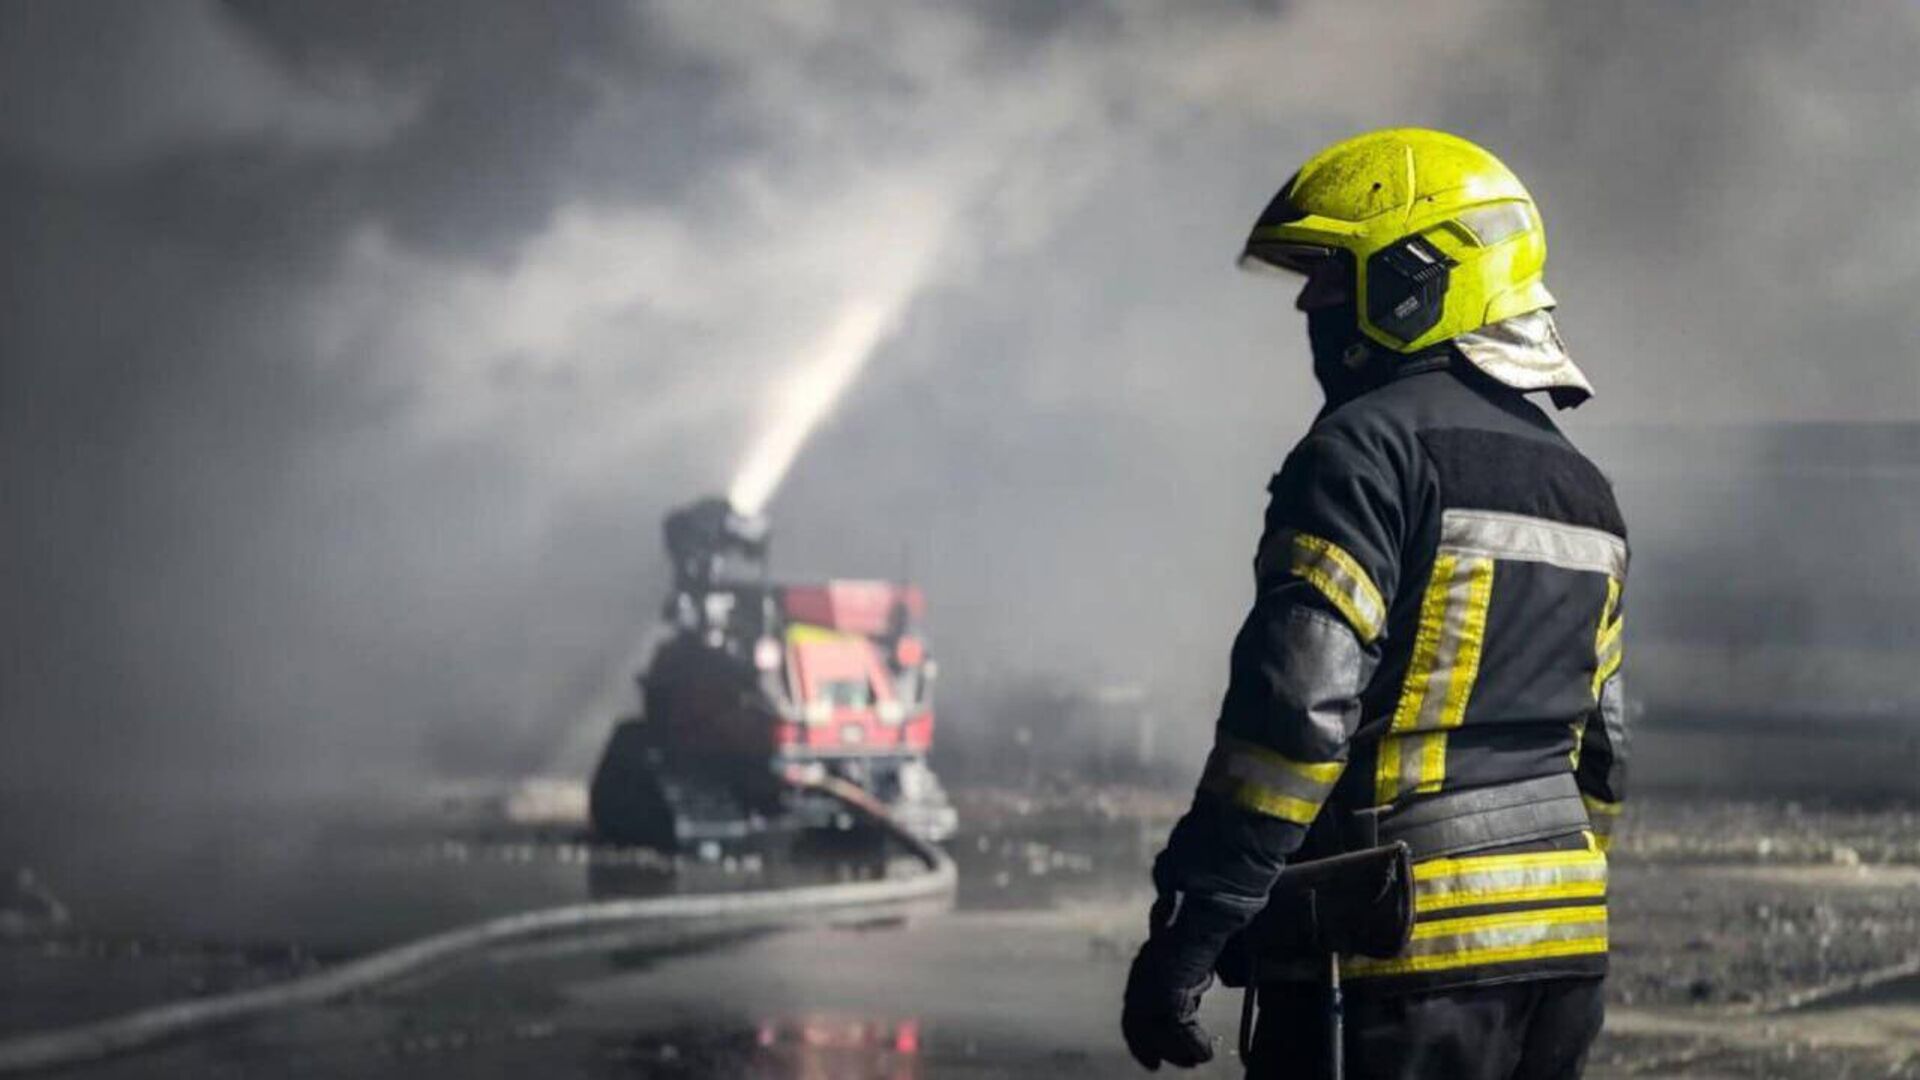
{"left": 1121, "top": 129, "right": 1628, "bottom": 1078}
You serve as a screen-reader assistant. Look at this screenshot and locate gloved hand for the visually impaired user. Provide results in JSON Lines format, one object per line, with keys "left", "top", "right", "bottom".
{"left": 1121, "top": 889, "right": 1262, "bottom": 1071}
{"left": 1122, "top": 948, "right": 1215, "bottom": 1069}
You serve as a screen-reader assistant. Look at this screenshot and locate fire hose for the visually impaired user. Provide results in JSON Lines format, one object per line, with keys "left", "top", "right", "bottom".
{"left": 0, "top": 776, "right": 955, "bottom": 1075}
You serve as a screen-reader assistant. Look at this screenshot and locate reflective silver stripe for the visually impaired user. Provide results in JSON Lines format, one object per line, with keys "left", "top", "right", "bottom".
{"left": 1456, "top": 202, "right": 1533, "bottom": 246}
{"left": 1387, "top": 731, "right": 1445, "bottom": 804}
{"left": 1376, "top": 553, "right": 1493, "bottom": 803}
{"left": 1342, "top": 905, "right": 1609, "bottom": 978}
{"left": 1201, "top": 735, "right": 1343, "bottom": 826}
{"left": 1412, "top": 848, "right": 1608, "bottom": 913}
{"left": 1402, "top": 910, "right": 1607, "bottom": 960}
{"left": 1440, "top": 509, "right": 1627, "bottom": 579}
{"left": 1258, "top": 530, "right": 1386, "bottom": 642}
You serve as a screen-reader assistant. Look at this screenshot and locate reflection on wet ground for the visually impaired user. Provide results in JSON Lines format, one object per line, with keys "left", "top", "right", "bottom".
{"left": 13, "top": 790, "right": 1920, "bottom": 1076}
{"left": 949, "top": 819, "right": 1155, "bottom": 912}
{"left": 0, "top": 785, "right": 1176, "bottom": 1076}
{"left": 608, "top": 1014, "right": 927, "bottom": 1080}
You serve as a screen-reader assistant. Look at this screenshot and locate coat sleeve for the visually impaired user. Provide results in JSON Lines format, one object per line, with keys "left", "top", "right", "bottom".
{"left": 1575, "top": 577, "right": 1628, "bottom": 851}
{"left": 1155, "top": 430, "right": 1406, "bottom": 901}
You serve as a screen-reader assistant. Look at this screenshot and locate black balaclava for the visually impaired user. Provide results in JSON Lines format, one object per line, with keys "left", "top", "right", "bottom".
{"left": 1306, "top": 300, "right": 1389, "bottom": 410}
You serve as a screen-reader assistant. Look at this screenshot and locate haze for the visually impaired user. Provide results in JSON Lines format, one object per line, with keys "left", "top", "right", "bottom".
{"left": 4, "top": 0, "right": 1917, "bottom": 803}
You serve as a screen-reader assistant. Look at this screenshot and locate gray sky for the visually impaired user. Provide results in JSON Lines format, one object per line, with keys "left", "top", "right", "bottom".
{"left": 4, "top": 1, "right": 1918, "bottom": 795}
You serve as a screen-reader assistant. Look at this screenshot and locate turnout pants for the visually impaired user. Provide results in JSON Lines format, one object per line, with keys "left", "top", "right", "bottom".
{"left": 1243, "top": 976, "right": 1603, "bottom": 1080}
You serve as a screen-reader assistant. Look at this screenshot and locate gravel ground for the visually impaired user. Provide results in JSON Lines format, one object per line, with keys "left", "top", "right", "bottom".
{"left": 1600, "top": 796, "right": 1920, "bottom": 1021}
{"left": 950, "top": 786, "right": 1920, "bottom": 1077}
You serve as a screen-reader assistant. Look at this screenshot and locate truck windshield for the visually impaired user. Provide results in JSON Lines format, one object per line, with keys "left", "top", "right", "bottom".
{"left": 816, "top": 678, "right": 873, "bottom": 709}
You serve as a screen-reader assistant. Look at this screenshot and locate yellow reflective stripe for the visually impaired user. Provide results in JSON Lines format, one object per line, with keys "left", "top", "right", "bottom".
{"left": 1288, "top": 533, "right": 1387, "bottom": 642}
{"left": 1376, "top": 555, "right": 1454, "bottom": 804}
{"left": 1374, "top": 739, "right": 1402, "bottom": 809}
{"left": 1596, "top": 620, "right": 1623, "bottom": 656}
{"left": 1591, "top": 577, "right": 1623, "bottom": 699}
{"left": 1417, "top": 730, "right": 1448, "bottom": 795}
{"left": 1376, "top": 554, "right": 1494, "bottom": 803}
{"left": 1582, "top": 795, "right": 1622, "bottom": 817}
{"left": 1574, "top": 577, "right": 1624, "bottom": 769}
{"left": 1438, "top": 559, "right": 1495, "bottom": 733}
{"left": 1412, "top": 847, "right": 1608, "bottom": 914}
{"left": 1201, "top": 735, "right": 1344, "bottom": 826}
{"left": 1583, "top": 794, "right": 1622, "bottom": 851}
{"left": 1415, "top": 847, "right": 1607, "bottom": 879}
{"left": 1342, "top": 905, "right": 1609, "bottom": 978}
{"left": 1594, "top": 642, "right": 1623, "bottom": 690}
{"left": 1392, "top": 555, "right": 1457, "bottom": 735}
{"left": 1579, "top": 580, "right": 1621, "bottom": 763}
{"left": 1419, "top": 879, "right": 1605, "bottom": 914}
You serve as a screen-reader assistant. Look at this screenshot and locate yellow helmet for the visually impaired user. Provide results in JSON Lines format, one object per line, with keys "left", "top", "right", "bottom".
{"left": 1241, "top": 128, "right": 1552, "bottom": 354}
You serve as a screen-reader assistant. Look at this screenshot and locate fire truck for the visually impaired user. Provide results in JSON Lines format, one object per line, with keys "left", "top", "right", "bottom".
{"left": 590, "top": 497, "right": 956, "bottom": 850}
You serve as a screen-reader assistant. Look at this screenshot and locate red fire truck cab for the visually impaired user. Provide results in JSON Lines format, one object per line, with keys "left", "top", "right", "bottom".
{"left": 590, "top": 498, "right": 956, "bottom": 850}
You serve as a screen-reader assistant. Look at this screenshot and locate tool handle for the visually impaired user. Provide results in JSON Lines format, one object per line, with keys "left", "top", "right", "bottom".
{"left": 1328, "top": 953, "right": 1344, "bottom": 1080}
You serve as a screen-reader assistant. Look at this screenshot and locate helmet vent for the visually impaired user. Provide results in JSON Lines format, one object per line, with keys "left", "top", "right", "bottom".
{"left": 1367, "top": 236, "right": 1456, "bottom": 344}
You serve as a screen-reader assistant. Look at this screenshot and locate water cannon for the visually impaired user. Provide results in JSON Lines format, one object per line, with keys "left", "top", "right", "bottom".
{"left": 663, "top": 495, "right": 771, "bottom": 592}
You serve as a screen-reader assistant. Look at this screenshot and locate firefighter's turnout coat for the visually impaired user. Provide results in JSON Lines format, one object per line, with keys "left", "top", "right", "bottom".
{"left": 1159, "top": 354, "right": 1628, "bottom": 992}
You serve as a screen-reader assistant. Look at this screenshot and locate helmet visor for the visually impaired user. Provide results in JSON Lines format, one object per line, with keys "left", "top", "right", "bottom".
{"left": 1239, "top": 242, "right": 1352, "bottom": 311}
{"left": 1238, "top": 240, "right": 1331, "bottom": 275}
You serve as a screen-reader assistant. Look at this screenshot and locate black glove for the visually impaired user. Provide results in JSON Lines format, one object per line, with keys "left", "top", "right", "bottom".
{"left": 1121, "top": 889, "right": 1263, "bottom": 1071}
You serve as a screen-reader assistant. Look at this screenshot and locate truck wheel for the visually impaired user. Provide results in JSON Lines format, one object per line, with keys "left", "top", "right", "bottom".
{"left": 589, "top": 719, "right": 677, "bottom": 850}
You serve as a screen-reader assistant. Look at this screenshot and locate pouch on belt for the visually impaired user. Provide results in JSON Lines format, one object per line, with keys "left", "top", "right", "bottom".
{"left": 1216, "top": 841, "right": 1413, "bottom": 988}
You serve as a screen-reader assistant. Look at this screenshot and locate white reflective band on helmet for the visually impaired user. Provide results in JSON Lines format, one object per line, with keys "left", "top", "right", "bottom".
{"left": 1456, "top": 202, "right": 1534, "bottom": 247}
{"left": 1200, "top": 734, "right": 1344, "bottom": 826}
{"left": 1440, "top": 509, "right": 1628, "bottom": 580}
{"left": 1411, "top": 847, "right": 1608, "bottom": 914}
{"left": 1342, "top": 904, "right": 1609, "bottom": 978}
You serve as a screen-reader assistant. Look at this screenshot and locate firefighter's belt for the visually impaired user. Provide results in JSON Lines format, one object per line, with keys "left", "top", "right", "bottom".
{"left": 1220, "top": 774, "right": 1590, "bottom": 985}
{"left": 1344, "top": 773, "right": 1588, "bottom": 860}
{"left": 1217, "top": 841, "right": 1414, "bottom": 988}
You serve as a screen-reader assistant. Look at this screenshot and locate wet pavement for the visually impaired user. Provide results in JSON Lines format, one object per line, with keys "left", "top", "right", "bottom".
{"left": 0, "top": 785, "right": 1212, "bottom": 1077}
{"left": 6, "top": 787, "right": 1920, "bottom": 1076}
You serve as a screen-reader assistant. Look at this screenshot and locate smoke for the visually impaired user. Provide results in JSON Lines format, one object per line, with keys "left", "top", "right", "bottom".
{"left": 727, "top": 201, "right": 952, "bottom": 518}
{"left": 4, "top": 0, "right": 1920, "bottom": 806}
{"left": 732, "top": 296, "right": 922, "bottom": 518}
{"left": 0, "top": 0, "right": 416, "bottom": 170}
